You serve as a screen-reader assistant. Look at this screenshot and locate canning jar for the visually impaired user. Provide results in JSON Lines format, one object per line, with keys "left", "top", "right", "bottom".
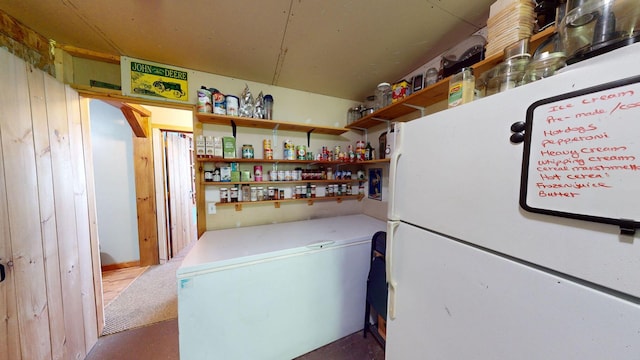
{"left": 375, "top": 82, "right": 392, "bottom": 109}
{"left": 230, "top": 187, "right": 238, "bottom": 203}
{"left": 219, "top": 188, "right": 229, "bottom": 203}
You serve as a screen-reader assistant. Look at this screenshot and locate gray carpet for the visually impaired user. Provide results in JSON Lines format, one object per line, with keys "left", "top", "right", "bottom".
{"left": 102, "top": 242, "right": 194, "bottom": 335}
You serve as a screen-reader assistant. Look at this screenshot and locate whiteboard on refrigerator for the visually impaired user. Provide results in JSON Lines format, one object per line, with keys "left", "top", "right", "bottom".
{"left": 520, "top": 75, "right": 640, "bottom": 233}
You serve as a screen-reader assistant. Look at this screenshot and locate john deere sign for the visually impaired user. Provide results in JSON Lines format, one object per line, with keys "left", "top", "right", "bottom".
{"left": 129, "top": 60, "right": 188, "bottom": 102}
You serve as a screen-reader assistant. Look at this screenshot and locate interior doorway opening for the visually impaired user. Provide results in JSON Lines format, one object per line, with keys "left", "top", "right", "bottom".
{"left": 86, "top": 98, "right": 196, "bottom": 335}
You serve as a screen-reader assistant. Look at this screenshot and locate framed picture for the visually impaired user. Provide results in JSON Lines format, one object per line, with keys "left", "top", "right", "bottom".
{"left": 368, "top": 168, "right": 382, "bottom": 201}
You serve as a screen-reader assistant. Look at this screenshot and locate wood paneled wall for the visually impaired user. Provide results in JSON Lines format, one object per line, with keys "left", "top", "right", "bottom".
{"left": 0, "top": 48, "right": 99, "bottom": 359}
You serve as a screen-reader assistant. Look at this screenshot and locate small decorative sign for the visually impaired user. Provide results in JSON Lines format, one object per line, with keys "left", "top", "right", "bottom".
{"left": 121, "top": 56, "right": 189, "bottom": 102}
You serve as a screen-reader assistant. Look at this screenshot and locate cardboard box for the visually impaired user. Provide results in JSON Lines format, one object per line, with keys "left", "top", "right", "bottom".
{"left": 214, "top": 137, "right": 223, "bottom": 157}
{"left": 223, "top": 136, "right": 236, "bottom": 159}
{"left": 220, "top": 167, "right": 231, "bottom": 182}
{"left": 196, "top": 135, "right": 205, "bottom": 147}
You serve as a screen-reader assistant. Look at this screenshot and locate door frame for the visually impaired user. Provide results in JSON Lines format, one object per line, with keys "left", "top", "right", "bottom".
{"left": 78, "top": 90, "right": 194, "bottom": 334}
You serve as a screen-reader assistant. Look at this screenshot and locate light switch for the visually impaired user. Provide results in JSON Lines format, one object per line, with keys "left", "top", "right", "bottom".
{"left": 207, "top": 202, "right": 216, "bottom": 214}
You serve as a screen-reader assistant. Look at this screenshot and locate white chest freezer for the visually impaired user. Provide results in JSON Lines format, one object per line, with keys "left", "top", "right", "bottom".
{"left": 176, "top": 214, "right": 385, "bottom": 360}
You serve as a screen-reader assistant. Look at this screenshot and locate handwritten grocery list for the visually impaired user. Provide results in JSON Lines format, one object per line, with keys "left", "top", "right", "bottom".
{"left": 521, "top": 76, "right": 640, "bottom": 227}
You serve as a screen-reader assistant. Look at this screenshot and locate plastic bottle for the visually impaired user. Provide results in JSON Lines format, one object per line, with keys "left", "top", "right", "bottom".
{"left": 448, "top": 67, "right": 475, "bottom": 108}
{"left": 264, "top": 95, "right": 274, "bottom": 120}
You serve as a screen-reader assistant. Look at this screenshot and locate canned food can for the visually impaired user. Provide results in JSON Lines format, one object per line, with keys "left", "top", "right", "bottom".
{"left": 197, "top": 87, "right": 212, "bottom": 113}
{"left": 211, "top": 88, "right": 226, "bottom": 115}
{"left": 264, "top": 148, "right": 273, "bottom": 160}
{"left": 242, "top": 144, "right": 254, "bottom": 159}
{"left": 284, "top": 148, "right": 295, "bottom": 160}
{"left": 225, "top": 95, "right": 239, "bottom": 116}
{"left": 254, "top": 165, "right": 263, "bottom": 182}
{"left": 296, "top": 145, "right": 306, "bottom": 160}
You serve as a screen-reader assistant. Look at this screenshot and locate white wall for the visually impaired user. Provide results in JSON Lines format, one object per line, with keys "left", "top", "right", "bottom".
{"left": 89, "top": 99, "right": 140, "bottom": 266}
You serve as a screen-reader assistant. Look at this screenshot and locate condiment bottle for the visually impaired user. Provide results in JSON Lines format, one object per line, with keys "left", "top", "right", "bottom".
{"left": 365, "top": 142, "right": 374, "bottom": 161}
{"left": 448, "top": 67, "right": 475, "bottom": 108}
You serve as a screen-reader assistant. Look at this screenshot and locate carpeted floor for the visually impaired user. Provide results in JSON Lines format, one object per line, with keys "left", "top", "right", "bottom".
{"left": 102, "top": 241, "right": 195, "bottom": 335}
{"left": 88, "top": 319, "right": 385, "bottom": 360}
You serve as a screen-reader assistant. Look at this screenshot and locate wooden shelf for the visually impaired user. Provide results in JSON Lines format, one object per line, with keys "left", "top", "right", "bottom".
{"left": 195, "top": 112, "right": 349, "bottom": 135}
{"left": 346, "top": 27, "right": 557, "bottom": 130}
{"left": 216, "top": 194, "right": 365, "bottom": 211}
{"left": 195, "top": 157, "right": 390, "bottom": 165}
{"left": 203, "top": 179, "right": 367, "bottom": 186}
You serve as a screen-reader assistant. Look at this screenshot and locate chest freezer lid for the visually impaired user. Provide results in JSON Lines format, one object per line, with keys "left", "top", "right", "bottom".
{"left": 177, "top": 214, "right": 385, "bottom": 277}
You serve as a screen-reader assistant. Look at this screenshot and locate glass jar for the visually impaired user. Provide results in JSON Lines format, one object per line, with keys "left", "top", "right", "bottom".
{"left": 219, "top": 188, "right": 229, "bottom": 203}
{"left": 347, "top": 106, "right": 361, "bottom": 124}
{"left": 250, "top": 187, "right": 257, "bottom": 202}
{"left": 425, "top": 68, "right": 438, "bottom": 86}
{"left": 448, "top": 67, "right": 475, "bottom": 108}
{"left": 230, "top": 187, "right": 238, "bottom": 203}
{"left": 364, "top": 95, "right": 376, "bottom": 110}
{"left": 257, "top": 187, "right": 264, "bottom": 201}
{"left": 375, "top": 82, "right": 392, "bottom": 109}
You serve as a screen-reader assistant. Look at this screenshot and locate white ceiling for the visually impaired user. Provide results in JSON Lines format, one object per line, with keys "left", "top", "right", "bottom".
{"left": 0, "top": 0, "right": 495, "bottom": 101}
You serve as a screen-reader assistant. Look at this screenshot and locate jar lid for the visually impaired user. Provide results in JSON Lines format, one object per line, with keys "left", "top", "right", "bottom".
{"left": 243, "top": 144, "right": 253, "bottom": 146}
{"left": 377, "top": 82, "right": 391, "bottom": 88}
{"left": 527, "top": 51, "right": 567, "bottom": 71}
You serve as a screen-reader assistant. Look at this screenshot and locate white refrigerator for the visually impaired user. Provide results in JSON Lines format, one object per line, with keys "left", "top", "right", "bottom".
{"left": 386, "top": 43, "right": 640, "bottom": 359}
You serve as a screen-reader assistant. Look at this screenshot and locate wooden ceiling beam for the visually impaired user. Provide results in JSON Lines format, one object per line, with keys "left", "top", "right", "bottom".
{"left": 102, "top": 100, "right": 151, "bottom": 138}
{"left": 56, "top": 44, "right": 120, "bottom": 64}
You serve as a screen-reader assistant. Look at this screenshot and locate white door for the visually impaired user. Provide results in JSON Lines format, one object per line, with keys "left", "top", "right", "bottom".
{"left": 385, "top": 221, "right": 640, "bottom": 359}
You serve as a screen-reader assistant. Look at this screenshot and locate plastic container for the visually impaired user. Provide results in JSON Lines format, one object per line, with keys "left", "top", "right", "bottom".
{"left": 197, "top": 87, "right": 212, "bottom": 113}
{"left": 448, "top": 67, "right": 475, "bottom": 108}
